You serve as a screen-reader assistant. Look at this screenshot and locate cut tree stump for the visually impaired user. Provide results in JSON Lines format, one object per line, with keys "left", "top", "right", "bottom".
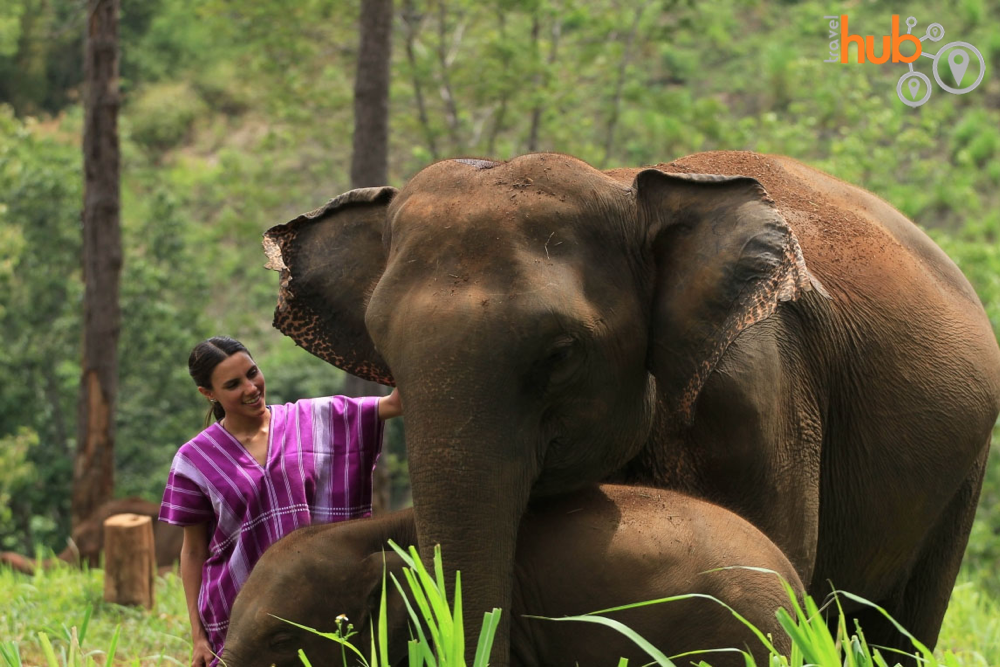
{"left": 103, "top": 513, "right": 155, "bottom": 608}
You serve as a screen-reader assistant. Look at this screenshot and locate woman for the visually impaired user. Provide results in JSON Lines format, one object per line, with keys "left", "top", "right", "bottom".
{"left": 159, "top": 336, "right": 402, "bottom": 667}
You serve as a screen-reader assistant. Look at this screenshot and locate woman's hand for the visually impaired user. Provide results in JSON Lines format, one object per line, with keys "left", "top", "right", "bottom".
{"left": 190, "top": 636, "right": 215, "bottom": 667}
{"left": 378, "top": 388, "right": 403, "bottom": 420}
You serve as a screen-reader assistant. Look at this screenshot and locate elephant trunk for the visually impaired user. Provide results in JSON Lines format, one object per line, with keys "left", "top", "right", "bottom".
{"left": 406, "top": 422, "right": 535, "bottom": 667}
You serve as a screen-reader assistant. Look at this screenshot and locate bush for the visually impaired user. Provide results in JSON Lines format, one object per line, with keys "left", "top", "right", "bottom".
{"left": 126, "top": 82, "right": 206, "bottom": 152}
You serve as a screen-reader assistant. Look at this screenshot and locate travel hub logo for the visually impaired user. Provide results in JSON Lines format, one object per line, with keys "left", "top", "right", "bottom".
{"left": 823, "top": 14, "right": 985, "bottom": 108}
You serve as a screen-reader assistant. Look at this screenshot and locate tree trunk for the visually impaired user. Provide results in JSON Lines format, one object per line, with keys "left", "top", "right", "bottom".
{"left": 435, "top": 0, "right": 463, "bottom": 149}
{"left": 527, "top": 12, "right": 561, "bottom": 153}
{"left": 103, "top": 513, "right": 155, "bottom": 609}
{"left": 73, "top": 0, "right": 121, "bottom": 531}
{"left": 350, "top": 0, "right": 394, "bottom": 513}
{"left": 351, "top": 0, "right": 394, "bottom": 188}
{"left": 402, "top": 0, "right": 439, "bottom": 160}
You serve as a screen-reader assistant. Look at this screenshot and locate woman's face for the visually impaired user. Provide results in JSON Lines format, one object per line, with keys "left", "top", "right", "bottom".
{"left": 200, "top": 351, "right": 267, "bottom": 421}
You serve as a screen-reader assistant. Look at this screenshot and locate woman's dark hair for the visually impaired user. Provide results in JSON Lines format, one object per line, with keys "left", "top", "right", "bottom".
{"left": 188, "top": 336, "right": 252, "bottom": 426}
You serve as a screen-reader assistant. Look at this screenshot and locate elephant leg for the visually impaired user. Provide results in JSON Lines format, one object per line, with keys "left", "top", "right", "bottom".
{"left": 844, "top": 444, "right": 989, "bottom": 663}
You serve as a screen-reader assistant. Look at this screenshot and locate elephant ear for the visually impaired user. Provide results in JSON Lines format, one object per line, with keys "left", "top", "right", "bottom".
{"left": 263, "top": 186, "right": 397, "bottom": 385}
{"left": 635, "top": 169, "right": 829, "bottom": 426}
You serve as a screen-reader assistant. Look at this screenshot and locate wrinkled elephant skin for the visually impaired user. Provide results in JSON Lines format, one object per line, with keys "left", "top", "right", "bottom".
{"left": 264, "top": 151, "right": 1000, "bottom": 663}
{"left": 223, "top": 485, "right": 803, "bottom": 667}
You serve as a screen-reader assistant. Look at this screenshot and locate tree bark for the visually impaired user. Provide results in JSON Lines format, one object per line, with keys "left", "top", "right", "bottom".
{"left": 435, "top": 0, "right": 462, "bottom": 148}
{"left": 527, "top": 13, "right": 561, "bottom": 153}
{"left": 351, "top": 0, "right": 394, "bottom": 188}
{"left": 350, "top": 0, "right": 394, "bottom": 513}
{"left": 73, "top": 0, "right": 121, "bottom": 531}
{"left": 402, "top": 0, "right": 439, "bottom": 160}
{"left": 103, "top": 513, "right": 155, "bottom": 609}
{"left": 486, "top": 10, "right": 508, "bottom": 157}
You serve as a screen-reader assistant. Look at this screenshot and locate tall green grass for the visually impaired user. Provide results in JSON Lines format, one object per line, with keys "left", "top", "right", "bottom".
{"left": 0, "top": 558, "right": 190, "bottom": 666}
{"left": 2, "top": 548, "right": 999, "bottom": 667}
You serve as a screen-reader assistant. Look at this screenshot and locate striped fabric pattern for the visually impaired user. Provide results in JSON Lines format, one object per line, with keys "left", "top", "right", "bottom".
{"left": 159, "top": 395, "right": 384, "bottom": 662}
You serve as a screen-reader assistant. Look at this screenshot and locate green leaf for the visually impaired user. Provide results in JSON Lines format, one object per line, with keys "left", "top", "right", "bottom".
{"left": 105, "top": 625, "right": 121, "bottom": 666}
{"left": 268, "top": 615, "right": 368, "bottom": 665}
{"left": 78, "top": 603, "right": 93, "bottom": 647}
{"left": 37, "top": 633, "right": 59, "bottom": 667}
{"left": 377, "top": 552, "right": 389, "bottom": 667}
{"left": 523, "top": 613, "right": 676, "bottom": 666}
{"left": 471, "top": 609, "right": 502, "bottom": 667}
{"left": 390, "top": 572, "right": 438, "bottom": 667}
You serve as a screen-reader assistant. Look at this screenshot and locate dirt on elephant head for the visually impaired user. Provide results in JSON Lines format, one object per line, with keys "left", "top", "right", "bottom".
{"left": 647, "top": 151, "right": 901, "bottom": 293}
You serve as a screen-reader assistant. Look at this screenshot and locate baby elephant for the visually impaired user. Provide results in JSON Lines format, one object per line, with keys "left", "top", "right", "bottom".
{"left": 223, "top": 485, "right": 802, "bottom": 667}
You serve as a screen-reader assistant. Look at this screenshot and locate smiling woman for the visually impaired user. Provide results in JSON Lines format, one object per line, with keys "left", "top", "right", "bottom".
{"left": 158, "top": 336, "right": 402, "bottom": 667}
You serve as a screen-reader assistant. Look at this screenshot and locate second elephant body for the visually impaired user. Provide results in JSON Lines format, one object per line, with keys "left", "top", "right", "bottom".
{"left": 223, "top": 485, "right": 802, "bottom": 667}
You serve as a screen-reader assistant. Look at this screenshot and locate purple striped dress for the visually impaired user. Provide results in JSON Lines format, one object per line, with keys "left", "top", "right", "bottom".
{"left": 158, "top": 395, "right": 384, "bottom": 662}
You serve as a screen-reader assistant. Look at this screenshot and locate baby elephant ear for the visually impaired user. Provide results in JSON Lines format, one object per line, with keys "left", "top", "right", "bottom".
{"left": 263, "top": 186, "right": 398, "bottom": 385}
{"left": 635, "top": 169, "right": 828, "bottom": 425}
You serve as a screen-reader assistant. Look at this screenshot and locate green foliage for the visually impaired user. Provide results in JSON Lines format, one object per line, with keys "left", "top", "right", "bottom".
{"left": 127, "top": 82, "right": 207, "bottom": 152}
{"left": 0, "top": 564, "right": 191, "bottom": 666}
{"left": 0, "top": 1, "right": 24, "bottom": 58}
{"left": 0, "top": 428, "right": 38, "bottom": 547}
{"left": 0, "top": 106, "right": 82, "bottom": 551}
{"left": 383, "top": 540, "right": 502, "bottom": 667}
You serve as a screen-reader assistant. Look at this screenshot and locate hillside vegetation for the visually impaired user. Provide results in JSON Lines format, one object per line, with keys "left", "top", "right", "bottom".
{"left": 1, "top": 0, "right": 999, "bottom": 661}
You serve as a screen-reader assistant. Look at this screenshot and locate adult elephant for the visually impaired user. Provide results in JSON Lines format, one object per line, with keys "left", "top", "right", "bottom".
{"left": 263, "top": 151, "right": 1000, "bottom": 664}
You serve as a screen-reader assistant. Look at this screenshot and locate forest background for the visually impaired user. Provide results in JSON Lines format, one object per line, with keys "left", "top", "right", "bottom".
{"left": 1, "top": 0, "right": 1000, "bottom": 653}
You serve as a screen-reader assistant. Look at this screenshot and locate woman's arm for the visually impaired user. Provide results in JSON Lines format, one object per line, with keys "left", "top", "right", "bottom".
{"left": 378, "top": 388, "right": 403, "bottom": 420}
{"left": 180, "top": 523, "right": 214, "bottom": 667}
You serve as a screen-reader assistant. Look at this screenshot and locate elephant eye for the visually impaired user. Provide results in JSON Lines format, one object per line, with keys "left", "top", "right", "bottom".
{"left": 268, "top": 632, "right": 295, "bottom": 650}
{"left": 546, "top": 344, "right": 573, "bottom": 365}
{"left": 539, "top": 337, "right": 583, "bottom": 386}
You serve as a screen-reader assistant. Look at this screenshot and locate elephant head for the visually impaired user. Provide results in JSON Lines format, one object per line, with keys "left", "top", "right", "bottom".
{"left": 263, "top": 153, "right": 823, "bottom": 665}
{"left": 223, "top": 520, "right": 414, "bottom": 667}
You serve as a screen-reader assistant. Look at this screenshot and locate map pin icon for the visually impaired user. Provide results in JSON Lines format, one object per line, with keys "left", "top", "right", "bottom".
{"left": 948, "top": 49, "right": 970, "bottom": 86}
{"left": 907, "top": 78, "right": 921, "bottom": 100}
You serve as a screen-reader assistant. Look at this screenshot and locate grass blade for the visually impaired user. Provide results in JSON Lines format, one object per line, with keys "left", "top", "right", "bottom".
{"left": 524, "top": 613, "right": 676, "bottom": 666}
{"left": 836, "top": 590, "right": 935, "bottom": 663}
{"left": 451, "top": 570, "right": 464, "bottom": 665}
{"left": 401, "top": 567, "right": 443, "bottom": 660}
{"left": 471, "top": 609, "right": 502, "bottom": 667}
{"left": 78, "top": 603, "right": 94, "bottom": 647}
{"left": 377, "top": 552, "right": 389, "bottom": 667}
{"left": 390, "top": 573, "right": 438, "bottom": 667}
{"left": 37, "top": 633, "right": 59, "bottom": 667}
{"left": 106, "top": 625, "right": 121, "bottom": 666}
{"left": 268, "top": 615, "right": 369, "bottom": 665}
{"left": 409, "top": 546, "right": 453, "bottom": 652}
{"left": 0, "top": 642, "right": 23, "bottom": 667}
{"left": 407, "top": 640, "right": 421, "bottom": 667}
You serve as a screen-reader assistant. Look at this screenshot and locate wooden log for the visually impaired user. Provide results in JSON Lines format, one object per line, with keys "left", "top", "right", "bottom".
{"left": 103, "top": 513, "right": 155, "bottom": 608}
{"left": 1, "top": 551, "right": 38, "bottom": 575}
